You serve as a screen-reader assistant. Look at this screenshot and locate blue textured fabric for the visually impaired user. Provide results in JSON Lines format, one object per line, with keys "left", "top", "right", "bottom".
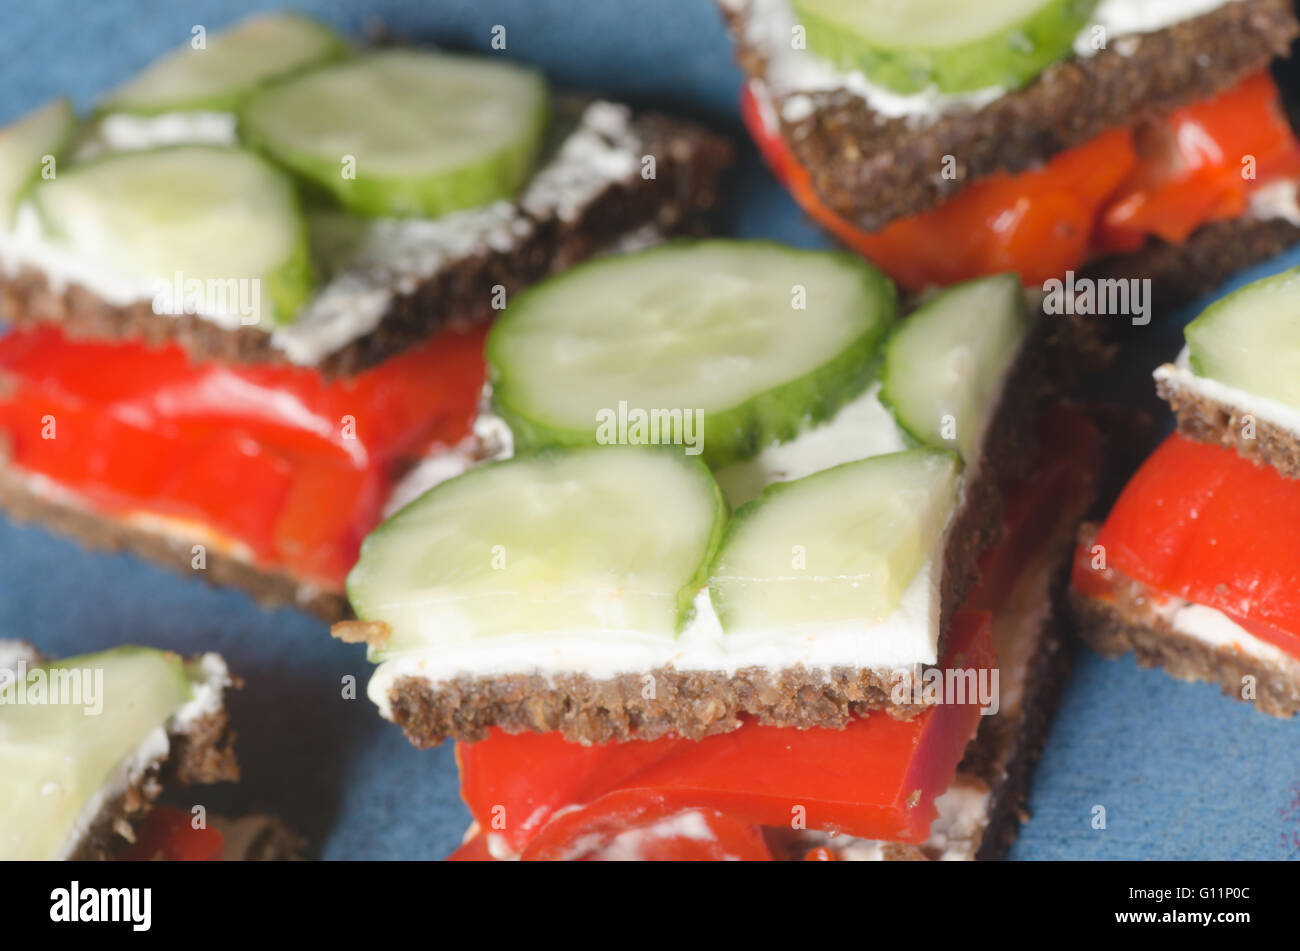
{"left": 1, "top": 0, "right": 1297, "bottom": 860}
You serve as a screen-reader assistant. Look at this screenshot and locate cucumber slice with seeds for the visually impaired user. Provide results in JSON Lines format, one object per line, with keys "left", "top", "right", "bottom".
{"left": 0, "top": 98, "right": 75, "bottom": 227}
{"left": 30, "top": 145, "right": 314, "bottom": 325}
{"left": 488, "top": 240, "right": 896, "bottom": 469}
{"left": 881, "top": 273, "right": 1028, "bottom": 460}
{"left": 240, "top": 49, "right": 549, "bottom": 219}
{"left": 792, "top": 0, "right": 1098, "bottom": 94}
{"left": 99, "top": 13, "right": 349, "bottom": 115}
{"left": 1186, "top": 266, "right": 1300, "bottom": 409}
{"left": 348, "top": 447, "right": 727, "bottom": 657}
{"left": 709, "top": 449, "right": 960, "bottom": 633}
{"left": 0, "top": 647, "right": 193, "bottom": 860}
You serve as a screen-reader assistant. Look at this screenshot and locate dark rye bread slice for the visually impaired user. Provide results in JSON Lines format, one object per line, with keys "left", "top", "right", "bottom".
{"left": 0, "top": 640, "right": 240, "bottom": 860}
{"left": 1156, "top": 362, "right": 1300, "bottom": 480}
{"left": 360, "top": 314, "right": 1110, "bottom": 748}
{"left": 723, "top": 0, "right": 1298, "bottom": 232}
{"left": 0, "top": 104, "right": 733, "bottom": 378}
{"left": 1070, "top": 524, "right": 1300, "bottom": 717}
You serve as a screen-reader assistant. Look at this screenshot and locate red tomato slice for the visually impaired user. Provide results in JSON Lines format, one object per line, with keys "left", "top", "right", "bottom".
{"left": 521, "top": 791, "right": 773, "bottom": 861}
{"left": 1085, "top": 434, "right": 1300, "bottom": 658}
{"left": 121, "top": 806, "right": 225, "bottom": 861}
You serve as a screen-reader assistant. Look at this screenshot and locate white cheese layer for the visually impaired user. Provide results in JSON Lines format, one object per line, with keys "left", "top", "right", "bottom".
{"left": 1155, "top": 346, "right": 1300, "bottom": 439}
{"left": 367, "top": 383, "right": 951, "bottom": 719}
{"left": 1153, "top": 598, "right": 1300, "bottom": 670}
{"left": 77, "top": 111, "right": 239, "bottom": 158}
{"left": 0, "top": 101, "right": 644, "bottom": 366}
{"left": 735, "top": 0, "right": 1233, "bottom": 124}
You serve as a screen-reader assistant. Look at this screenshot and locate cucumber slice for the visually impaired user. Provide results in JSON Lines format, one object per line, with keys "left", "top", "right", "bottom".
{"left": 0, "top": 647, "right": 192, "bottom": 860}
{"left": 0, "top": 98, "right": 75, "bottom": 228}
{"left": 488, "top": 240, "right": 896, "bottom": 469}
{"left": 30, "top": 145, "right": 314, "bottom": 325}
{"left": 99, "top": 13, "right": 349, "bottom": 115}
{"left": 348, "top": 447, "right": 727, "bottom": 656}
{"left": 881, "top": 273, "right": 1028, "bottom": 460}
{"left": 1186, "top": 266, "right": 1300, "bottom": 409}
{"left": 709, "top": 449, "right": 960, "bottom": 633}
{"left": 240, "top": 49, "right": 549, "bottom": 219}
{"left": 792, "top": 0, "right": 1098, "bottom": 94}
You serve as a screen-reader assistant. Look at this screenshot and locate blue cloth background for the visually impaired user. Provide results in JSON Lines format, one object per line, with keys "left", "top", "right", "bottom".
{"left": 1, "top": 0, "right": 1297, "bottom": 860}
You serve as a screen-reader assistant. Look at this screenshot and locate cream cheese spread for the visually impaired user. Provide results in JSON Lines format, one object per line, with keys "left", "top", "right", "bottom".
{"left": 1155, "top": 345, "right": 1300, "bottom": 438}
{"left": 735, "top": 0, "right": 1234, "bottom": 124}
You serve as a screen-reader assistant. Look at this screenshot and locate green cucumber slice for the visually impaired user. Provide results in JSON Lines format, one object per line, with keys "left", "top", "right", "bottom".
{"left": 99, "top": 13, "right": 349, "bottom": 115}
{"left": 880, "top": 273, "right": 1028, "bottom": 460}
{"left": 0, "top": 647, "right": 192, "bottom": 860}
{"left": 0, "top": 98, "right": 75, "bottom": 228}
{"left": 30, "top": 145, "right": 314, "bottom": 325}
{"left": 348, "top": 447, "right": 728, "bottom": 656}
{"left": 240, "top": 49, "right": 549, "bottom": 219}
{"left": 487, "top": 240, "right": 897, "bottom": 469}
{"left": 1186, "top": 266, "right": 1300, "bottom": 409}
{"left": 792, "top": 0, "right": 1098, "bottom": 94}
{"left": 708, "top": 449, "right": 960, "bottom": 633}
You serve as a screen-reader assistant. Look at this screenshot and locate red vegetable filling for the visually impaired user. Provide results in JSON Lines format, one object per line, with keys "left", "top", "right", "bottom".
{"left": 1073, "top": 433, "right": 1300, "bottom": 660}
{"left": 744, "top": 71, "right": 1300, "bottom": 291}
{"left": 0, "top": 324, "right": 487, "bottom": 587}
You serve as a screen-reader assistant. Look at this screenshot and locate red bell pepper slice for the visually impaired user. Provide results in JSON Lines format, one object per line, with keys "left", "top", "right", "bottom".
{"left": 0, "top": 323, "right": 486, "bottom": 585}
{"left": 1097, "top": 72, "right": 1300, "bottom": 251}
{"left": 743, "top": 71, "right": 1300, "bottom": 291}
{"left": 1077, "top": 433, "right": 1300, "bottom": 659}
{"left": 121, "top": 806, "right": 225, "bottom": 861}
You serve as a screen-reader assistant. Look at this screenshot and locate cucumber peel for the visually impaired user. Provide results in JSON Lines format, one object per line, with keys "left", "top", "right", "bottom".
{"left": 880, "top": 273, "right": 1028, "bottom": 460}
{"left": 792, "top": 0, "right": 1098, "bottom": 94}
{"left": 240, "top": 49, "right": 549, "bottom": 219}
{"left": 487, "top": 240, "right": 897, "bottom": 469}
